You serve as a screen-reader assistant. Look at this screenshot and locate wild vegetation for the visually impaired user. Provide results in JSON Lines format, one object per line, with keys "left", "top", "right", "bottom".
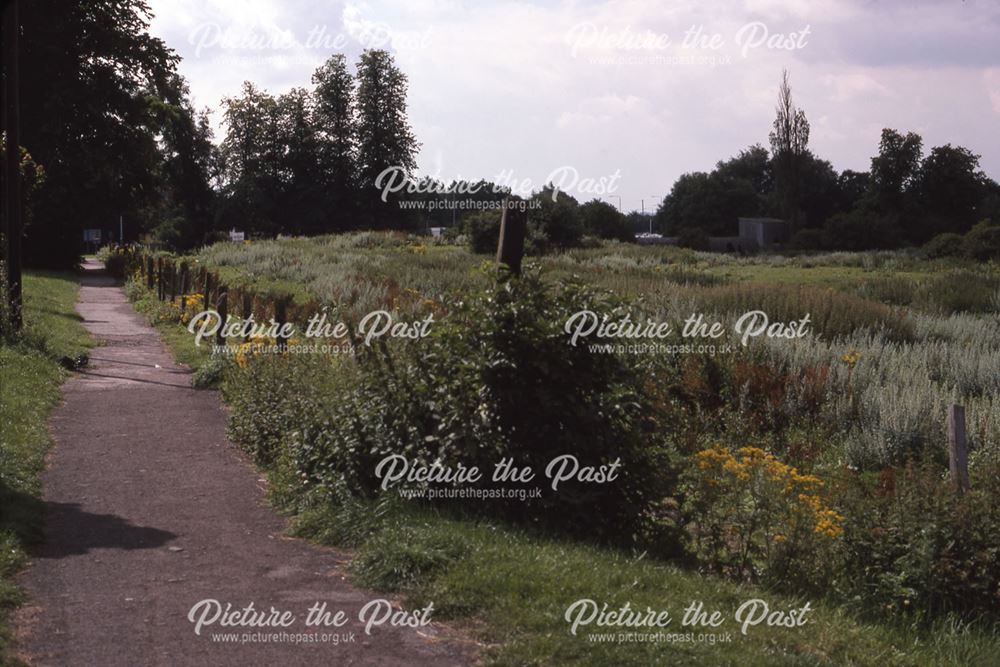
{"left": 117, "top": 234, "right": 1000, "bottom": 663}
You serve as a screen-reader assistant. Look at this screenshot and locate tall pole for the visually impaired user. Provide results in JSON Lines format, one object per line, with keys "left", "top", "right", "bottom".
{"left": 3, "top": 0, "right": 22, "bottom": 330}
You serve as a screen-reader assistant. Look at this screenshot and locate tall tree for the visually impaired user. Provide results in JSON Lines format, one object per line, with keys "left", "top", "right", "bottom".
{"left": 18, "top": 0, "right": 180, "bottom": 266}
{"left": 219, "top": 82, "right": 282, "bottom": 235}
{"left": 277, "top": 87, "right": 325, "bottom": 235}
{"left": 312, "top": 54, "right": 356, "bottom": 230}
{"left": 354, "top": 49, "right": 419, "bottom": 228}
{"left": 912, "top": 144, "right": 987, "bottom": 241}
{"left": 870, "top": 128, "right": 922, "bottom": 202}
{"left": 768, "top": 69, "right": 810, "bottom": 232}
{"left": 148, "top": 74, "right": 218, "bottom": 248}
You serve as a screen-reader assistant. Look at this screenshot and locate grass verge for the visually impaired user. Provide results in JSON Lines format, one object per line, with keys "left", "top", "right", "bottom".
{"left": 0, "top": 271, "right": 91, "bottom": 663}
{"left": 287, "top": 498, "right": 1000, "bottom": 666}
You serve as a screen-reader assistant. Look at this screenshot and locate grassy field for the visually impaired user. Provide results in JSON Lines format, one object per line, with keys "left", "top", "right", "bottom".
{"left": 123, "top": 234, "right": 1000, "bottom": 665}
{"left": 0, "top": 271, "right": 91, "bottom": 663}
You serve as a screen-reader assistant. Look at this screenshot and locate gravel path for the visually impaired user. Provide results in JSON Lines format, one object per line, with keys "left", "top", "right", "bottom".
{"left": 14, "top": 260, "right": 472, "bottom": 666}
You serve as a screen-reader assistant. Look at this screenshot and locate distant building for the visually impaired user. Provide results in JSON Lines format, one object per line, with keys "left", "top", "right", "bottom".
{"left": 699, "top": 218, "right": 790, "bottom": 253}
{"left": 736, "top": 217, "right": 790, "bottom": 250}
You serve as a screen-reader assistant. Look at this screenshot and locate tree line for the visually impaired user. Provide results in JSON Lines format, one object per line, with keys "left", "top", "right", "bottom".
{"left": 654, "top": 70, "right": 1000, "bottom": 257}
{"left": 3, "top": 3, "right": 997, "bottom": 268}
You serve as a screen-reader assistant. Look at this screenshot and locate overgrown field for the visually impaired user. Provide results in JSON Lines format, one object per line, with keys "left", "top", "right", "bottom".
{"left": 0, "top": 270, "right": 91, "bottom": 664}
{"left": 120, "top": 235, "right": 1000, "bottom": 664}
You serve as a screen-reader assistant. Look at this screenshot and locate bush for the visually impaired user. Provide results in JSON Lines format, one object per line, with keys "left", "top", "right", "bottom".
{"left": 281, "top": 269, "right": 677, "bottom": 543}
{"left": 677, "top": 228, "right": 711, "bottom": 251}
{"left": 832, "top": 462, "right": 1000, "bottom": 620}
{"left": 464, "top": 210, "right": 501, "bottom": 254}
{"left": 962, "top": 219, "right": 1000, "bottom": 261}
{"left": 96, "top": 245, "right": 142, "bottom": 280}
{"left": 922, "top": 233, "right": 964, "bottom": 259}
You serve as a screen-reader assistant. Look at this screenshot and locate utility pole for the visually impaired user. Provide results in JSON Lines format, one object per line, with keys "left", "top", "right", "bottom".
{"left": 3, "top": 0, "right": 22, "bottom": 330}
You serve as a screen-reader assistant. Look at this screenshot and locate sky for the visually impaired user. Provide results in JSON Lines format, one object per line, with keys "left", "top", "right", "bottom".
{"left": 147, "top": 0, "right": 1000, "bottom": 213}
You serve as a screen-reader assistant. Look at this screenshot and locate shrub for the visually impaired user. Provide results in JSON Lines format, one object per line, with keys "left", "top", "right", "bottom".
{"left": 97, "top": 245, "right": 142, "bottom": 280}
{"left": 286, "top": 269, "right": 677, "bottom": 543}
{"left": 464, "top": 210, "right": 501, "bottom": 254}
{"left": 832, "top": 462, "right": 1000, "bottom": 620}
{"left": 922, "top": 233, "right": 964, "bottom": 259}
{"left": 962, "top": 219, "right": 1000, "bottom": 261}
{"left": 677, "top": 228, "right": 711, "bottom": 251}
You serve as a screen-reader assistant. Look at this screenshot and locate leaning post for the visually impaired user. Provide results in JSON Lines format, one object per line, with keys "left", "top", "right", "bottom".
{"left": 496, "top": 197, "right": 527, "bottom": 276}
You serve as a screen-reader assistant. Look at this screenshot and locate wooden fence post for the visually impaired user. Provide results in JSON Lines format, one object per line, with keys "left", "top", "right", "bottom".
{"left": 156, "top": 258, "right": 164, "bottom": 300}
{"left": 496, "top": 197, "right": 527, "bottom": 275}
{"left": 178, "top": 262, "right": 188, "bottom": 310}
{"left": 169, "top": 261, "right": 177, "bottom": 303}
{"left": 216, "top": 287, "right": 227, "bottom": 346}
{"left": 146, "top": 256, "right": 155, "bottom": 289}
{"left": 948, "top": 404, "right": 970, "bottom": 495}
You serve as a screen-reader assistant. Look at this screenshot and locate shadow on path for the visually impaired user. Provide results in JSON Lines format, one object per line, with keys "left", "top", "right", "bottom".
{"left": 37, "top": 501, "right": 177, "bottom": 558}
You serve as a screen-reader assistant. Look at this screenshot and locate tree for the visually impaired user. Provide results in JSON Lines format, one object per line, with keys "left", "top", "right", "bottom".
{"left": 654, "top": 146, "right": 770, "bottom": 236}
{"left": 912, "top": 144, "right": 987, "bottom": 240}
{"left": 18, "top": 0, "right": 181, "bottom": 266}
{"left": 768, "top": 69, "right": 810, "bottom": 232}
{"left": 219, "top": 82, "right": 283, "bottom": 235}
{"left": 836, "top": 169, "right": 869, "bottom": 212}
{"left": 530, "top": 186, "right": 584, "bottom": 249}
{"left": 312, "top": 54, "right": 356, "bottom": 229}
{"left": 579, "top": 199, "right": 633, "bottom": 241}
{"left": 277, "top": 88, "right": 325, "bottom": 235}
{"left": 870, "top": 129, "right": 922, "bottom": 201}
{"left": 148, "top": 74, "right": 218, "bottom": 249}
{"left": 355, "top": 49, "right": 419, "bottom": 228}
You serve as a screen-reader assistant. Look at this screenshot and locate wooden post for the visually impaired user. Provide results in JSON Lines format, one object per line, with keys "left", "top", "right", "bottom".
{"left": 146, "top": 256, "right": 155, "bottom": 289}
{"left": 169, "top": 261, "right": 176, "bottom": 302}
{"left": 948, "top": 404, "right": 970, "bottom": 495}
{"left": 496, "top": 198, "right": 527, "bottom": 275}
{"left": 156, "top": 258, "right": 164, "bottom": 300}
{"left": 178, "top": 262, "right": 188, "bottom": 306}
{"left": 216, "top": 288, "right": 227, "bottom": 346}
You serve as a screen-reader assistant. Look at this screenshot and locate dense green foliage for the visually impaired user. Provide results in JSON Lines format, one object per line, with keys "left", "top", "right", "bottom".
{"left": 15, "top": 0, "right": 215, "bottom": 265}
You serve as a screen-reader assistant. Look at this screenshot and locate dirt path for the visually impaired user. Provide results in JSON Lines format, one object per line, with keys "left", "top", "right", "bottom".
{"left": 14, "top": 260, "right": 472, "bottom": 666}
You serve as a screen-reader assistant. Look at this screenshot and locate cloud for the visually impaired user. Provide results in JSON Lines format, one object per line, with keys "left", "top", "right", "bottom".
{"left": 146, "top": 0, "right": 1000, "bottom": 211}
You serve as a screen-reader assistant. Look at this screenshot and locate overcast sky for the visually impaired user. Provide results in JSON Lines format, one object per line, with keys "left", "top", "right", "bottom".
{"left": 147, "top": 0, "right": 1000, "bottom": 213}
